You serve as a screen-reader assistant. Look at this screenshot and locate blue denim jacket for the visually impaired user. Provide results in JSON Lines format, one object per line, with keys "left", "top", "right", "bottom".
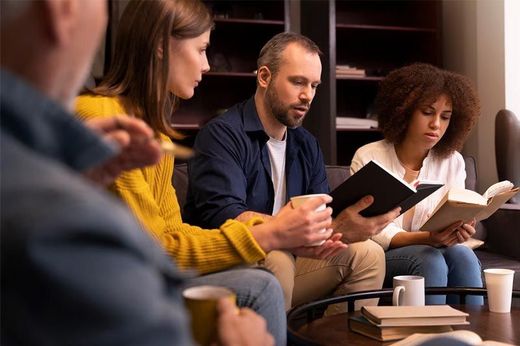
{"left": 185, "top": 97, "right": 329, "bottom": 228}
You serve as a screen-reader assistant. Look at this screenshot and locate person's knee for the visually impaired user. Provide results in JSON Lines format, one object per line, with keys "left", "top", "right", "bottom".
{"left": 413, "top": 246, "right": 448, "bottom": 280}
{"left": 249, "top": 268, "right": 283, "bottom": 293}
{"left": 347, "top": 240, "right": 385, "bottom": 268}
{"left": 444, "top": 245, "right": 480, "bottom": 267}
{"left": 264, "top": 250, "right": 295, "bottom": 274}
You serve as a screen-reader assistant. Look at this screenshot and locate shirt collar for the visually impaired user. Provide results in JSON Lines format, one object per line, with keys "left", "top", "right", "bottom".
{"left": 0, "top": 69, "right": 117, "bottom": 171}
{"left": 243, "top": 97, "right": 267, "bottom": 134}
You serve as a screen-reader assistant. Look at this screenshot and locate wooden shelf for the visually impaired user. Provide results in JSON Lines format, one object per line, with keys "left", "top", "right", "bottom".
{"left": 336, "top": 75, "right": 383, "bottom": 81}
{"left": 205, "top": 71, "right": 256, "bottom": 78}
{"left": 301, "top": 0, "right": 441, "bottom": 165}
{"left": 172, "top": 123, "right": 201, "bottom": 130}
{"left": 175, "top": 0, "right": 287, "bottom": 132}
{"left": 336, "top": 127, "right": 381, "bottom": 133}
{"left": 336, "top": 23, "right": 437, "bottom": 33}
{"left": 214, "top": 18, "right": 284, "bottom": 26}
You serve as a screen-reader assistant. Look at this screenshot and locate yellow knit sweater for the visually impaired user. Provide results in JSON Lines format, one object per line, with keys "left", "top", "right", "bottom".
{"left": 75, "top": 95, "right": 266, "bottom": 274}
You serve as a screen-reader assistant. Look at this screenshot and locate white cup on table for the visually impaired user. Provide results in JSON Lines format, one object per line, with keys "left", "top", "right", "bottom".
{"left": 393, "top": 275, "right": 425, "bottom": 306}
{"left": 290, "top": 193, "right": 329, "bottom": 246}
{"left": 484, "top": 268, "right": 515, "bottom": 313}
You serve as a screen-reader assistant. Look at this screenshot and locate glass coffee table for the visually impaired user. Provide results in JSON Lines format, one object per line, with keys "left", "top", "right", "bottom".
{"left": 287, "top": 288, "right": 520, "bottom": 345}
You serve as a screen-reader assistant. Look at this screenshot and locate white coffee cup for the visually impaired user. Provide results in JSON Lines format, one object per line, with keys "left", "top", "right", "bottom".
{"left": 290, "top": 193, "right": 329, "bottom": 246}
{"left": 484, "top": 268, "right": 515, "bottom": 313}
{"left": 392, "top": 275, "right": 425, "bottom": 306}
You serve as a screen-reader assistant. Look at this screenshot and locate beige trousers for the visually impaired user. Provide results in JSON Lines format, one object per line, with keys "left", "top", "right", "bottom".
{"left": 263, "top": 239, "right": 385, "bottom": 315}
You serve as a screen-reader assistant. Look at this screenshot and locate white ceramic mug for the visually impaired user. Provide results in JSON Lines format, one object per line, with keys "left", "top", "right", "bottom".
{"left": 484, "top": 268, "right": 515, "bottom": 313}
{"left": 290, "top": 193, "right": 329, "bottom": 246}
{"left": 392, "top": 275, "right": 425, "bottom": 306}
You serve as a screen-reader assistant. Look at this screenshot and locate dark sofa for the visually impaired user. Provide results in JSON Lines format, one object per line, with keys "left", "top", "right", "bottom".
{"left": 173, "top": 157, "right": 520, "bottom": 290}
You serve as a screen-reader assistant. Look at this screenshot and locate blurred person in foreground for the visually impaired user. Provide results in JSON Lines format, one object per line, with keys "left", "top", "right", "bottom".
{"left": 0, "top": 0, "right": 274, "bottom": 345}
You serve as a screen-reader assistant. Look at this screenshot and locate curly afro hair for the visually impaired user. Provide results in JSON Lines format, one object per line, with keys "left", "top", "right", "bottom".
{"left": 375, "top": 63, "right": 480, "bottom": 158}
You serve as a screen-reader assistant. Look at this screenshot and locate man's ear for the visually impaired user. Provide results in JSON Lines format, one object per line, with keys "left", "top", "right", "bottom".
{"left": 40, "top": 0, "right": 79, "bottom": 45}
{"left": 257, "top": 66, "right": 272, "bottom": 88}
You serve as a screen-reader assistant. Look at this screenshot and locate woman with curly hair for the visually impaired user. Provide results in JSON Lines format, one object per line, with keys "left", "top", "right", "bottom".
{"left": 350, "top": 63, "right": 483, "bottom": 305}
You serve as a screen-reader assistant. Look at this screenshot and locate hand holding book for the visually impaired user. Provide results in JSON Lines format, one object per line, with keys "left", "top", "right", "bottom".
{"left": 329, "top": 160, "right": 443, "bottom": 217}
{"left": 428, "top": 219, "right": 477, "bottom": 247}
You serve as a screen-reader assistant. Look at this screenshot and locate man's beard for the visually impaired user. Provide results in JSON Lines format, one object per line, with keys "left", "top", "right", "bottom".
{"left": 265, "top": 85, "right": 308, "bottom": 129}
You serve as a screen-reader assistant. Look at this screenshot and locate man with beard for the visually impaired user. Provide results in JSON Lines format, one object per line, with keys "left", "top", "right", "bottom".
{"left": 185, "top": 32, "right": 400, "bottom": 314}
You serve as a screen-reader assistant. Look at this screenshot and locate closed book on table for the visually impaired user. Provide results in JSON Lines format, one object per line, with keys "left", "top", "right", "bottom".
{"left": 349, "top": 315, "right": 453, "bottom": 342}
{"left": 361, "top": 305, "right": 469, "bottom": 327}
{"left": 329, "top": 160, "right": 443, "bottom": 217}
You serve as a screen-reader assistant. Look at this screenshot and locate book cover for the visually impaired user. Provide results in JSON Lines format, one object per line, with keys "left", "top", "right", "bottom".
{"left": 361, "top": 305, "right": 469, "bottom": 327}
{"left": 329, "top": 160, "right": 443, "bottom": 217}
{"left": 349, "top": 315, "right": 453, "bottom": 342}
{"left": 420, "top": 181, "right": 519, "bottom": 232}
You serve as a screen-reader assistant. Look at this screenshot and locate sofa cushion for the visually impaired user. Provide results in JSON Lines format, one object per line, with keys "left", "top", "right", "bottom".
{"left": 475, "top": 250, "right": 520, "bottom": 291}
{"left": 464, "top": 156, "right": 477, "bottom": 191}
{"left": 326, "top": 165, "right": 350, "bottom": 191}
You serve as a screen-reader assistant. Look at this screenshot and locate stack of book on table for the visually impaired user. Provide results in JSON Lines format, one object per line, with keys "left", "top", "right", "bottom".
{"left": 349, "top": 305, "right": 469, "bottom": 342}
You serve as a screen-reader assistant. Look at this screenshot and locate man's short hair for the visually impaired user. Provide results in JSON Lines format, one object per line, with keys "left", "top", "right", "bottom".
{"left": 257, "top": 32, "right": 322, "bottom": 77}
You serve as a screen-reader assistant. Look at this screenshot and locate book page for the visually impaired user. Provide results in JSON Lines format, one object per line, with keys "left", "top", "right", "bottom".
{"left": 476, "top": 188, "right": 520, "bottom": 221}
{"left": 420, "top": 201, "right": 486, "bottom": 232}
{"left": 483, "top": 180, "right": 514, "bottom": 199}
{"left": 448, "top": 188, "right": 487, "bottom": 206}
{"left": 390, "top": 330, "right": 482, "bottom": 346}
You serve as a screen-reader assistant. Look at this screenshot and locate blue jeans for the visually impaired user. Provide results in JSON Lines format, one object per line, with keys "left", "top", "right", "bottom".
{"left": 185, "top": 268, "right": 286, "bottom": 345}
{"left": 384, "top": 245, "right": 483, "bottom": 305}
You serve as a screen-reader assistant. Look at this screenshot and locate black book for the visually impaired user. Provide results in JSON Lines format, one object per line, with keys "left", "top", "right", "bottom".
{"left": 329, "top": 160, "right": 443, "bottom": 217}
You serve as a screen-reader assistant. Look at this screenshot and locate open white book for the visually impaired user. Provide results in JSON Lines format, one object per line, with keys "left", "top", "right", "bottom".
{"left": 391, "top": 330, "right": 514, "bottom": 346}
{"left": 420, "top": 181, "right": 519, "bottom": 232}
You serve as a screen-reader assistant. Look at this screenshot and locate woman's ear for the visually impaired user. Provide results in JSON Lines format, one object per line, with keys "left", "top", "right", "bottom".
{"left": 156, "top": 41, "right": 164, "bottom": 60}
{"left": 257, "top": 66, "right": 272, "bottom": 88}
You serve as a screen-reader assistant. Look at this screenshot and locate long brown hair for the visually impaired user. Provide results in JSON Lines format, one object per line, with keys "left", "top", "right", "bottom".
{"left": 90, "top": 0, "right": 213, "bottom": 137}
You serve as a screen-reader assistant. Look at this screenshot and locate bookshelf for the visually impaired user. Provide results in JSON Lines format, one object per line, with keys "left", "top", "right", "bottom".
{"left": 174, "top": 0, "right": 289, "bottom": 136}
{"left": 301, "top": 0, "right": 442, "bottom": 165}
{"left": 105, "top": 1, "right": 442, "bottom": 165}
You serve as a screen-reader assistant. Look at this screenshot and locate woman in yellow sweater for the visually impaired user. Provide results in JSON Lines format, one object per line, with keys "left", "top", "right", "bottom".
{"left": 76, "top": 0, "right": 346, "bottom": 344}
{"left": 76, "top": 3, "right": 345, "bottom": 339}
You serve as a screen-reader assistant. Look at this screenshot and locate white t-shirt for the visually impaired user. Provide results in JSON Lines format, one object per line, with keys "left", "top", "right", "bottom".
{"left": 350, "top": 140, "right": 466, "bottom": 250}
{"left": 266, "top": 135, "right": 287, "bottom": 215}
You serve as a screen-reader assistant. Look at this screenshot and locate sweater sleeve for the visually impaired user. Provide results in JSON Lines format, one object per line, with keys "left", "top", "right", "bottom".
{"left": 75, "top": 95, "right": 266, "bottom": 274}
